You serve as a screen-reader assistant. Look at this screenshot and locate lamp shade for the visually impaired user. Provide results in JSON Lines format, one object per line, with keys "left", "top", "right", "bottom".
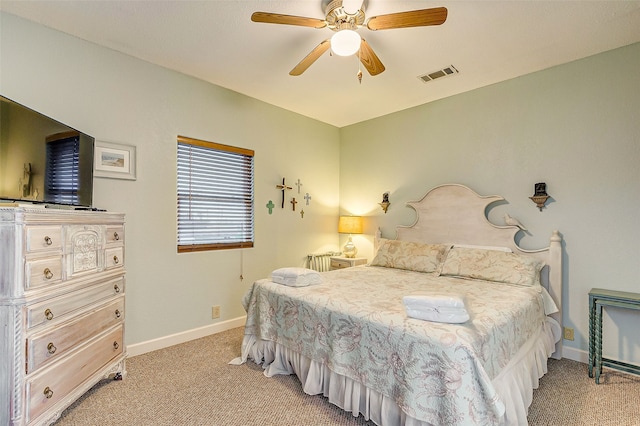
{"left": 338, "top": 216, "right": 363, "bottom": 234}
{"left": 331, "top": 30, "right": 361, "bottom": 56}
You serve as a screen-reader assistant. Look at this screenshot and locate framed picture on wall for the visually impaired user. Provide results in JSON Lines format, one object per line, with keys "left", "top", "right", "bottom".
{"left": 94, "top": 141, "right": 137, "bottom": 180}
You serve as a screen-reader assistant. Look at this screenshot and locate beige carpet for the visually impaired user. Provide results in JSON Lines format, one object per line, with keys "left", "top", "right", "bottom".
{"left": 53, "top": 327, "right": 640, "bottom": 425}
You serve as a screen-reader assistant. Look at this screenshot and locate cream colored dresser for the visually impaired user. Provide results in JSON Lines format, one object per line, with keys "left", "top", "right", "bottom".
{"left": 0, "top": 206, "right": 126, "bottom": 426}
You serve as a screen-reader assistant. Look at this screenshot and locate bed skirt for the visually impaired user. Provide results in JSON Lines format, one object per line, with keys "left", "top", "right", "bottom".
{"left": 230, "top": 318, "right": 560, "bottom": 426}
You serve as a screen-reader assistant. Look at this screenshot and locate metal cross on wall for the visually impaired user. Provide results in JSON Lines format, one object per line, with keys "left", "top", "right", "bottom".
{"left": 276, "top": 178, "right": 292, "bottom": 208}
{"left": 295, "top": 179, "right": 303, "bottom": 194}
{"left": 304, "top": 193, "right": 312, "bottom": 205}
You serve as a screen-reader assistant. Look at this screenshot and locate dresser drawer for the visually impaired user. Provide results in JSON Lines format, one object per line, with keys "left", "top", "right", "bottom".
{"left": 26, "top": 276, "right": 125, "bottom": 330}
{"left": 25, "top": 226, "right": 63, "bottom": 254}
{"left": 330, "top": 257, "right": 367, "bottom": 270}
{"left": 66, "top": 226, "right": 104, "bottom": 279}
{"left": 27, "top": 296, "right": 125, "bottom": 373}
{"left": 330, "top": 259, "right": 350, "bottom": 269}
{"left": 27, "top": 325, "right": 124, "bottom": 422}
{"left": 106, "top": 247, "right": 124, "bottom": 269}
{"left": 106, "top": 225, "right": 125, "bottom": 246}
{"left": 25, "top": 256, "right": 64, "bottom": 289}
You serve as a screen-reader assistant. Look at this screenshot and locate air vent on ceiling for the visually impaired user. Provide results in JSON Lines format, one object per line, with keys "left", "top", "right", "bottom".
{"left": 418, "top": 65, "right": 459, "bottom": 83}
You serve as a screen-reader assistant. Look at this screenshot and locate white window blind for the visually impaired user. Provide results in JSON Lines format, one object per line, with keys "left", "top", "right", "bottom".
{"left": 177, "top": 136, "right": 254, "bottom": 252}
{"left": 45, "top": 133, "right": 80, "bottom": 205}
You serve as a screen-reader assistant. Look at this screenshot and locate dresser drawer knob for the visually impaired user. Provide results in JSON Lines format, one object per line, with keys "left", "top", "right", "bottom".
{"left": 113, "top": 255, "right": 120, "bottom": 264}
{"left": 113, "top": 341, "right": 119, "bottom": 350}
{"left": 115, "top": 309, "right": 121, "bottom": 318}
{"left": 43, "top": 268, "right": 54, "bottom": 280}
{"left": 114, "top": 284, "right": 121, "bottom": 293}
{"left": 43, "top": 387, "right": 54, "bottom": 399}
{"left": 44, "top": 309, "right": 54, "bottom": 321}
{"left": 113, "top": 231, "right": 120, "bottom": 241}
{"left": 44, "top": 236, "right": 52, "bottom": 246}
{"left": 47, "top": 343, "right": 57, "bottom": 354}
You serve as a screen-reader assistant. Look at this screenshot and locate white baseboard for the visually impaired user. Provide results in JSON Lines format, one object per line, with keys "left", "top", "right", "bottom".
{"left": 127, "top": 316, "right": 246, "bottom": 357}
{"left": 561, "top": 345, "right": 588, "bottom": 363}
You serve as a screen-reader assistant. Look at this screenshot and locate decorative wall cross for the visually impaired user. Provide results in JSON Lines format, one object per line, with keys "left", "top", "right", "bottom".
{"left": 291, "top": 197, "right": 298, "bottom": 211}
{"left": 300, "top": 209, "right": 305, "bottom": 218}
{"left": 304, "top": 193, "right": 312, "bottom": 205}
{"left": 266, "top": 200, "right": 275, "bottom": 214}
{"left": 295, "top": 179, "right": 303, "bottom": 194}
{"left": 276, "top": 178, "right": 292, "bottom": 208}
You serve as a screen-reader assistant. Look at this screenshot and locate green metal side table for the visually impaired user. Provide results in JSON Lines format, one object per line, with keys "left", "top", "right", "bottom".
{"left": 588, "top": 288, "right": 640, "bottom": 384}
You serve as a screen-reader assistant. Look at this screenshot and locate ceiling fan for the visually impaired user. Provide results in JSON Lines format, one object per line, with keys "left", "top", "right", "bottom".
{"left": 251, "top": 0, "right": 448, "bottom": 80}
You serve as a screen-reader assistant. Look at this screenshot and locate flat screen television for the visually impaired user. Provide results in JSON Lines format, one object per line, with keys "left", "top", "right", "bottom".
{"left": 0, "top": 95, "right": 94, "bottom": 207}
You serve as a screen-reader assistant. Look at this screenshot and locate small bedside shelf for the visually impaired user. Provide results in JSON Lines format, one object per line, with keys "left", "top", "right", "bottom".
{"left": 589, "top": 288, "right": 640, "bottom": 384}
{"left": 330, "top": 256, "right": 367, "bottom": 270}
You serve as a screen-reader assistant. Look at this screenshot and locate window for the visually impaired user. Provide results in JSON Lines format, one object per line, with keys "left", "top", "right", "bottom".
{"left": 45, "top": 132, "right": 80, "bottom": 205}
{"left": 177, "top": 136, "right": 254, "bottom": 252}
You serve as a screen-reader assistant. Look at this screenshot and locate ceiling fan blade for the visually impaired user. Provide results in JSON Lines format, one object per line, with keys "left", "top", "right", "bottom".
{"left": 366, "top": 7, "right": 447, "bottom": 31}
{"left": 251, "top": 12, "right": 327, "bottom": 29}
{"left": 359, "top": 39, "right": 385, "bottom": 76}
{"left": 289, "top": 40, "right": 332, "bottom": 76}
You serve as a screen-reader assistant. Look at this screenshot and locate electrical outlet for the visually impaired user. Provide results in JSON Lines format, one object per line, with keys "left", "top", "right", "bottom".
{"left": 211, "top": 305, "right": 220, "bottom": 319}
{"left": 563, "top": 327, "right": 574, "bottom": 341}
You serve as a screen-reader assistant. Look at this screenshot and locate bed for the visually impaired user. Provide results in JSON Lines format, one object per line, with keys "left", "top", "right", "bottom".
{"left": 231, "top": 184, "right": 563, "bottom": 425}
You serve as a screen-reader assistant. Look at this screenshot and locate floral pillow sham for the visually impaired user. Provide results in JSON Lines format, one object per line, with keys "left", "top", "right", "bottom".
{"left": 440, "top": 246, "right": 544, "bottom": 287}
{"left": 371, "top": 239, "right": 451, "bottom": 274}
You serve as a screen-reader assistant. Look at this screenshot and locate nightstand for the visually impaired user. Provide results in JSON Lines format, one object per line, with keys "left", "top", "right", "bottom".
{"left": 330, "top": 256, "right": 367, "bottom": 270}
{"left": 588, "top": 288, "right": 640, "bottom": 383}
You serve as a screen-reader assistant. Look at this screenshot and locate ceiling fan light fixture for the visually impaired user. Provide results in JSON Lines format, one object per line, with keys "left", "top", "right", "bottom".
{"left": 331, "top": 30, "right": 361, "bottom": 56}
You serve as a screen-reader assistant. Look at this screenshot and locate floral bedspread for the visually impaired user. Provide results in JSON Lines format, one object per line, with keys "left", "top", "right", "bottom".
{"left": 241, "top": 265, "right": 546, "bottom": 425}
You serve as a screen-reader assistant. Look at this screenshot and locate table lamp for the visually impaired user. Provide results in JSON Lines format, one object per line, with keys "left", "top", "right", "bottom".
{"left": 338, "top": 216, "right": 363, "bottom": 258}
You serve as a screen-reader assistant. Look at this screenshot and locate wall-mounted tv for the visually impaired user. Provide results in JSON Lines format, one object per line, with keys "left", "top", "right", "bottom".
{"left": 0, "top": 95, "right": 94, "bottom": 207}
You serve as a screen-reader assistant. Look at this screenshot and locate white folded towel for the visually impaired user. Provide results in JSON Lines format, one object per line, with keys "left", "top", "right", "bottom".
{"left": 402, "top": 294, "right": 466, "bottom": 310}
{"left": 404, "top": 307, "right": 470, "bottom": 323}
{"left": 402, "top": 294, "right": 469, "bottom": 323}
{"left": 271, "top": 267, "right": 322, "bottom": 287}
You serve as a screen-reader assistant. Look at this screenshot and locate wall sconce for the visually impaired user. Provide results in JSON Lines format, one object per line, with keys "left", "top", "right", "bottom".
{"left": 529, "top": 182, "right": 550, "bottom": 211}
{"left": 338, "top": 216, "right": 363, "bottom": 258}
{"left": 379, "top": 192, "right": 390, "bottom": 214}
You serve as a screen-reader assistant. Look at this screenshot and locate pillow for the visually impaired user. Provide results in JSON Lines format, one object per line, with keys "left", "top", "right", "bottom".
{"left": 370, "top": 239, "right": 451, "bottom": 274}
{"left": 440, "top": 247, "right": 544, "bottom": 287}
{"left": 541, "top": 286, "right": 559, "bottom": 315}
{"left": 271, "top": 267, "right": 322, "bottom": 287}
{"left": 452, "top": 244, "right": 512, "bottom": 253}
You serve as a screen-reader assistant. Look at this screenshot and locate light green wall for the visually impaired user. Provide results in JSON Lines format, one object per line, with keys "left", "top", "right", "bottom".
{"left": 340, "top": 42, "right": 640, "bottom": 364}
{"left": 1, "top": 12, "right": 341, "bottom": 345}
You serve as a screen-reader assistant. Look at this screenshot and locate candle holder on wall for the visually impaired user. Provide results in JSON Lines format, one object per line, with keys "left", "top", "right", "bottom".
{"left": 529, "top": 182, "right": 550, "bottom": 211}
{"left": 379, "top": 192, "right": 390, "bottom": 214}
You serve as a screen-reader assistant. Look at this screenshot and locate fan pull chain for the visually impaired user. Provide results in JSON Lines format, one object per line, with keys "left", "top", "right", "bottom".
{"left": 357, "top": 50, "right": 363, "bottom": 84}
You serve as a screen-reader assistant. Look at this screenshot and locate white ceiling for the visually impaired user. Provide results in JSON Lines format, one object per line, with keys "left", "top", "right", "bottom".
{"left": 2, "top": 1, "right": 640, "bottom": 127}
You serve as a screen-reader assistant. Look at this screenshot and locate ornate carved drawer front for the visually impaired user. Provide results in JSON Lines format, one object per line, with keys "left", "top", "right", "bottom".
{"left": 25, "top": 256, "right": 64, "bottom": 289}
{"left": 66, "top": 226, "right": 105, "bottom": 279}
{"left": 106, "top": 226, "right": 124, "bottom": 246}
{"left": 25, "top": 226, "right": 63, "bottom": 254}
{"left": 27, "top": 297, "right": 125, "bottom": 373}
{"left": 26, "top": 325, "right": 124, "bottom": 422}
{"left": 26, "top": 277, "right": 124, "bottom": 330}
{"left": 105, "top": 247, "right": 124, "bottom": 270}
